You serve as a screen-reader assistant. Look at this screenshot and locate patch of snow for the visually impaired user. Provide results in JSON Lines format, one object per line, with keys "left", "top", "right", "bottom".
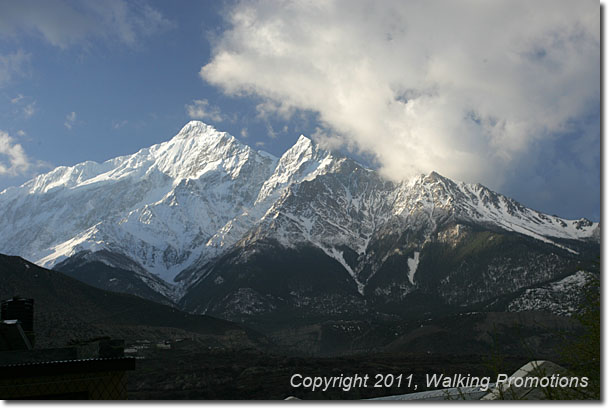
{"left": 507, "top": 271, "right": 594, "bottom": 316}
{"left": 407, "top": 251, "right": 420, "bottom": 285}
{"left": 319, "top": 246, "right": 365, "bottom": 295}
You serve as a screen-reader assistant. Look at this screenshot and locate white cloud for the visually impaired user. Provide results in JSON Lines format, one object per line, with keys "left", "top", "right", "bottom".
{"left": 185, "top": 99, "right": 223, "bottom": 122}
{"left": 0, "top": 0, "right": 173, "bottom": 49}
{"left": 11, "top": 94, "right": 24, "bottom": 104}
{"left": 201, "top": 0, "right": 600, "bottom": 191}
{"left": 0, "top": 131, "right": 33, "bottom": 176}
{"left": 255, "top": 99, "right": 296, "bottom": 120}
{"left": 9, "top": 94, "right": 36, "bottom": 118}
{"left": 112, "top": 119, "right": 128, "bottom": 129}
{"left": 265, "top": 123, "right": 278, "bottom": 139}
{"left": 240, "top": 128, "right": 248, "bottom": 138}
{"left": 23, "top": 101, "right": 36, "bottom": 118}
{"left": 64, "top": 111, "right": 76, "bottom": 129}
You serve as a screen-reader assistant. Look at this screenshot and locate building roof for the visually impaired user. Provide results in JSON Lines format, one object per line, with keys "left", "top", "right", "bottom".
{"left": 0, "top": 356, "right": 135, "bottom": 378}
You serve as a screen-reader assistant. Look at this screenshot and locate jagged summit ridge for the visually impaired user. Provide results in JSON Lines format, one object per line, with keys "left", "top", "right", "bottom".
{"left": 0, "top": 122, "right": 337, "bottom": 280}
{"left": 0, "top": 122, "right": 599, "bottom": 300}
{"left": 398, "top": 171, "right": 598, "bottom": 242}
{"left": 174, "top": 120, "right": 221, "bottom": 139}
{"left": 17, "top": 121, "right": 274, "bottom": 196}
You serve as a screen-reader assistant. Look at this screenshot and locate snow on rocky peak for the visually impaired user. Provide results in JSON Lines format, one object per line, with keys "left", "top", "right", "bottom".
{"left": 174, "top": 120, "right": 217, "bottom": 139}
{"left": 152, "top": 121, "right": 258, "bottom": 180}
{"left": 0, "top": 121, "right": 599, "bottom": 296}
{"left": 0, "top": 122, "right": 274, "bottom": 278}
{"left": 391, "top": 171, "right": 599, "bottom": 246}
{"left": 0, "top": 122, "right": 351, "bottom": 286}
{"left": 254, "top": 134, "right": 336, "bottom": 206}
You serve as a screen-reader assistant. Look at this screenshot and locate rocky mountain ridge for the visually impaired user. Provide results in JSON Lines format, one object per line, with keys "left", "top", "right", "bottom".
{"left": 0, "top": 121, "right": 599, "bottom": 322}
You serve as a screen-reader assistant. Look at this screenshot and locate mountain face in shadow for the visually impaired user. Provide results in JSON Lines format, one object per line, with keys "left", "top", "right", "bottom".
{"left": 0, "top": 253, "right": 269, "bottom": 351}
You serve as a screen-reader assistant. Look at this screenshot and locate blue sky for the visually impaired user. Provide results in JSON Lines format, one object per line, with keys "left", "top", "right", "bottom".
{"left": 0, "top": 0, "right": 601, "bottom": 221}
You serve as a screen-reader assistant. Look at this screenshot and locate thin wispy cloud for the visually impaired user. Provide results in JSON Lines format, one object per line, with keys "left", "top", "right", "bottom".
{"left": 0, "top": 0, "right": 173, "bottom": 49}
{"left": 11, "top": 94, "right": 25, "bottom": 104}
{"left": 255, "top": 100, "right": 295, "bottom": 121}
{"left": 64, "top": 111, "right": 77, "bottom": 129}
{"left": 23, "top": 101, "right": 36, "bottom": 119}
{"left": 9, "top": 94, "right": 37, "bottom": 119}
{"left": 112, "top": 119, "right": 128, "bottom": 129}
{"left": 0, "top": 50, "right": 30, "bottom": 87}
{"left": 185, "top": 99, "right": 223, "bottom": 122}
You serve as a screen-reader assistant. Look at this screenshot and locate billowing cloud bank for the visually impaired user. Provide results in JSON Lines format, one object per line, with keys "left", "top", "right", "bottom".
{"left": 201, "top": 0, "right": 599, "bottom": 216}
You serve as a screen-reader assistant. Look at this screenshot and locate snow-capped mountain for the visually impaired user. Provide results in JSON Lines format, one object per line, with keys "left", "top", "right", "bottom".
{"left": 0, "top": 121, "right": 599, "bottom": 319}
{"left": 1, "top": 122, "right": 275, "bottom": 281}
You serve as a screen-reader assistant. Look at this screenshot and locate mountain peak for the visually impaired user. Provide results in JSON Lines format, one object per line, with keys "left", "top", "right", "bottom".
{"left": 424, "top": 171, "right": 449, "bottom": 182}
{"left": 405, "top": 171, "right": 448, "bottom": 188}
{"left": 295, "top": 134, "right": 313, "bottom": 146}
{"left": 282, "top": 134, "right": 311, "bottom": 154}
{"left": 174, "top": 121, "right": 220, "bottom": 140}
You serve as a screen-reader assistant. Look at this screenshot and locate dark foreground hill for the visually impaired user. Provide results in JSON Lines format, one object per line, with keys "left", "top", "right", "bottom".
{"left": 0, "top": 253, "right": 597, "bottom": 399}
{"left": 0, "top": 253, "right": 269, "bottom": 350}
{"left": 0, "top": 253, "right": 585, "bottom": 358}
